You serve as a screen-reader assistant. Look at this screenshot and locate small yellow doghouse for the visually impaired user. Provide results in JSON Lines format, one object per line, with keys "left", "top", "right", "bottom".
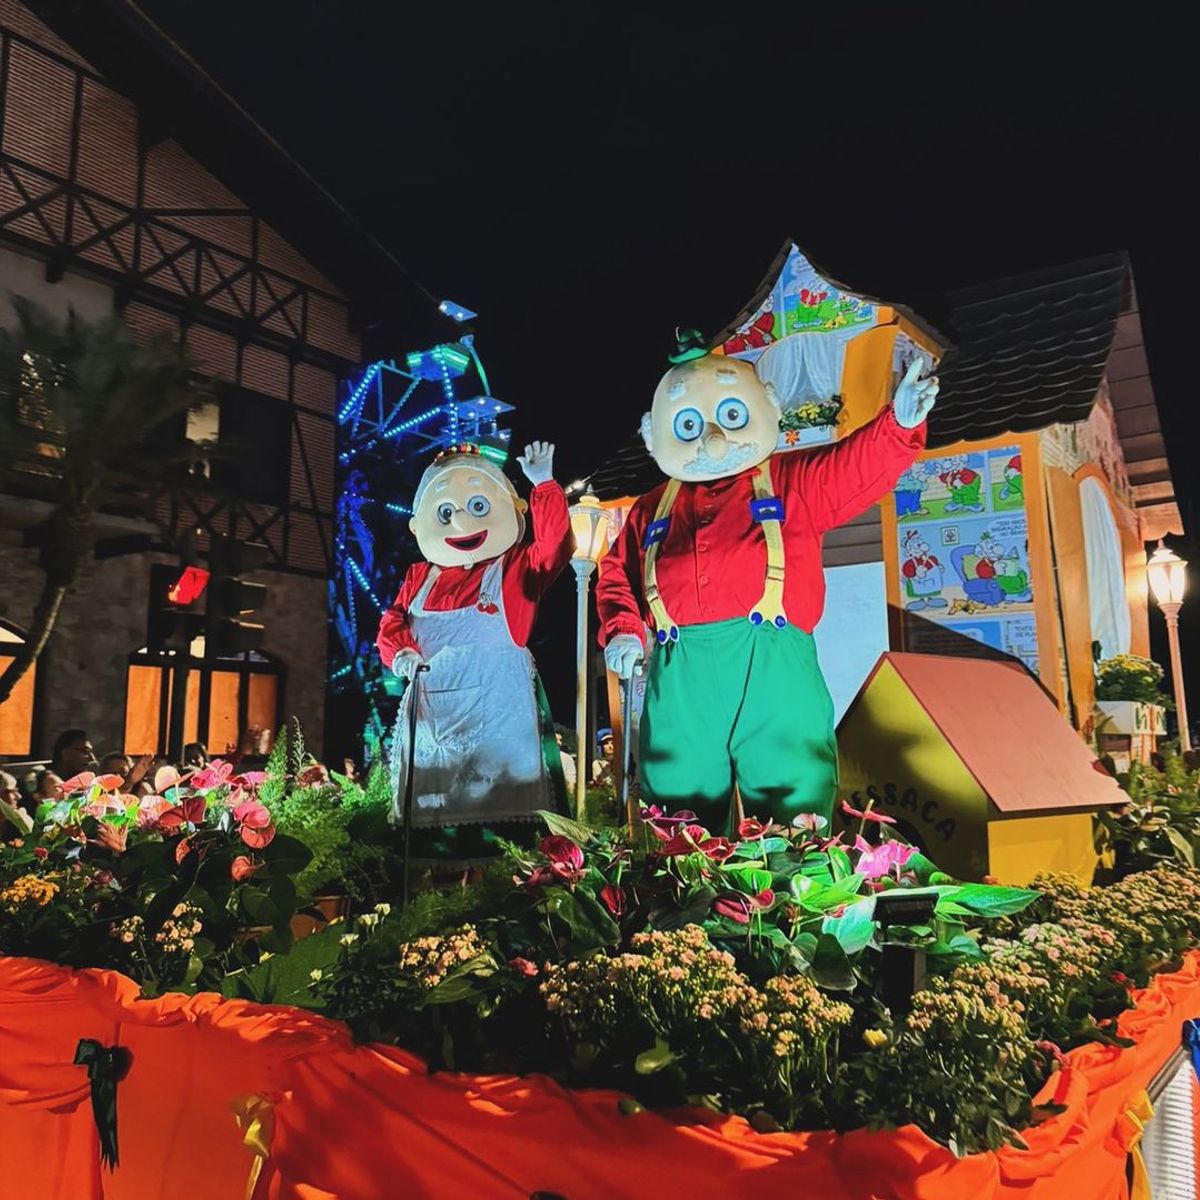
{"left": 836, "top": 652, "right": 1126, "bottom": 884}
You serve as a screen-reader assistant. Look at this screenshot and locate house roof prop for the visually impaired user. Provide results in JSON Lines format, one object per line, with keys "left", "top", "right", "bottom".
{"left": 836, "top": 652, "right": 1125, "bottom": 883}
{"left": 587, "top": 247, "right": 1179, "bottom": 540}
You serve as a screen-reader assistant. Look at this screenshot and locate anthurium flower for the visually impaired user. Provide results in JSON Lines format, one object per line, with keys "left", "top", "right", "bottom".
{"left": 94, "top": 774, "right": 126, "bottom": 793}
{"left": 240, "top": 822, "right": 276, "bottom": 849}
{"left": 232, "top": 799, "right": 272, "bottom": 830}
{"left": 840, "top": 799, "right": 896, "bottom": 825}
{"left": 137, "top": 796, "right": 171, "bottom": 828}
{"left": 640, "top": 806, "right": 699, "bottom": 840}
{"left": 158, "top": 795, "right": 207, "bottom": 831}
{"left": 190, "top": 760, "right": 234, "bottom": 791}
{"left": 713, "top": 887, "right": 773, "bottom": 924}
{"left": 154, "top": 765, "right": 181, "bottom": 794}
{"left": 230, "top": 855, "right": 257, "bottom": 882}
{"left": 791, "top": 812, "right": 829, "bottom": 833}
{"left": 854, "top": 838, "right": 917, "bottom": 880}
{"left": 175, "top": 836, "right": 193, "bottom": 864}
{"left": 658, "top": 825, "right": 735, "bottom": 862}
{"left": 60, "top": 771, "right": 96, "bottom": 795}
{"left": 599, "top": 883, "right": 626, "bottom": 917}
{"left": 508, "top": 957, "right": 538, "bottom": 977}
{"left": 540, "top": 836, "right": 584, "bottom": 871}
{"left": 233, "top": 771, "right": 267, "bottom": 788}
{"left": 737, "top": 816, "right": 783, "bottom": 840}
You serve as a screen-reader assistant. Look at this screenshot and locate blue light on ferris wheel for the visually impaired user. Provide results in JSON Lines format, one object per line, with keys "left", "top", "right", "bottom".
{"left": 438, "top": 299, "right": 478, "bottom": 324}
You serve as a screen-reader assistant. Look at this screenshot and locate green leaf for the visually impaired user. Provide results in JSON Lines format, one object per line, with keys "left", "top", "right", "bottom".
{"left": 723, "top": 866, "right": 773, "bottom": 894}
{"left": 540, "top": 886, "right": 620, "bottom": 951}
{"left": 537, "top": 810, "right": 599, "bottom": 845}
{"left": 261, "top": 833, "right": 313, "bottom": 875}
{"left": 649, "top": 884, "right": 717, "bottom": 931}
{"left": 798, "top": 874, "right": 863, "bottom": 914}
{"left": 822, "top": 896, "right": 877, "bottom": 957}
{"left": 182, "top": 953, "right": 205, "bottom": 987}
{"left": 827, "top": 845, "right": 853, "bottom": 881}
{"left": 241, "top": 887, "right": 282, "bottom": 926}
{"left": 1167, "top": 826, "right": 1196, "bottom": 866}
{"left": 634, "top": 1038, "right": 677, "bottom": 1075}
{"left": 949, "top": 883, "right": 1039, "bottom": 917}
{"left": 810, "top": 933, "right": 856, "bottom": 990}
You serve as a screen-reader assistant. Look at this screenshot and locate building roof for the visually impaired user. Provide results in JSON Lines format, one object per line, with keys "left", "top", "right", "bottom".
{"left": 863, "top": 653, "right": 1126, "bottom": 814}
{"left": 24, "top": 0, "right": 446, "bottom": 347}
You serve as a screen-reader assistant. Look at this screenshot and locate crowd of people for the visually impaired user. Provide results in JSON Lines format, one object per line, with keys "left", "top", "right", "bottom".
{"left": 0, "top": 730, "right": 217, "bottom": 839}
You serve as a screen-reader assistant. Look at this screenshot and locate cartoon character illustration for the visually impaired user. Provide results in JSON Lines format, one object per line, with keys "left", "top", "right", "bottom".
{"left": 999, "top": 453, "right": 1023, "bottom": 501}
{"left": 900, "top": 529, "right": 947, "bottom": 611}
{"left": 974, "top": 530, "right": 1032, "bottom": 602}
{"left": 895, "top": 461, "right": 930, "bottom": 518}
{"left": 723, "top": 309, "right": 776, "bottom": 356}
{"left": 939, "top": 455, "right": 985, "bottom": 512}
{"left": 597, "top": 328, "right": 938, "bottom": 832}
{"left": 377, "top": 441, "right": 572, "bottom": 869}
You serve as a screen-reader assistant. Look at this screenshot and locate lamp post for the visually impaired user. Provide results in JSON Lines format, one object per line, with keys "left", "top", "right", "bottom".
{"left": 568, "top": 491, "right": 612, "bottom": 820}
{"left": 1147, "top": 541, "right": 1191, "bottom": 753}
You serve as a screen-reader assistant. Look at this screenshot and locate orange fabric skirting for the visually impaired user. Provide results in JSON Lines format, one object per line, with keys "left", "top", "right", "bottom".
{"left": 2, "top": 951, "right": 1200, "bottom": 1199}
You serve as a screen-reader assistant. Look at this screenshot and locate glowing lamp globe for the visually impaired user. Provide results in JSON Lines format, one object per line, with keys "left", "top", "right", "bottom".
{"left": 569, "top": 491, "right": 611, "bottom": 566}
{"left": 1147, "top": 542, "right": 1187, "bottom": 608}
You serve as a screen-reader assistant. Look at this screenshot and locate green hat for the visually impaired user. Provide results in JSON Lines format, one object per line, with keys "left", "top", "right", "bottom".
{"left": 668, "top": 327, "right": 709, "bottom": 365}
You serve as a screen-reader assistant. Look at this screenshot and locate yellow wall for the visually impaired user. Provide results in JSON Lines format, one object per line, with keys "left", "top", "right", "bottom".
{"left": 987, "top": 814, "right": 1097, "bottom": 886}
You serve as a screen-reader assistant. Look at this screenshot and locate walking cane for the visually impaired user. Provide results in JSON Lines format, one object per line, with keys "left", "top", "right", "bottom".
{"left": 400, "top": 663, "right": 430, "bottom": 909}
{"left": 622, "top": 659, "right": 642, "bottom": 838}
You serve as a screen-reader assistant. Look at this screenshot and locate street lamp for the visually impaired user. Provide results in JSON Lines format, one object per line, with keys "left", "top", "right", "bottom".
{"left": 568, "top": 490, "right": 612, "bottom": 819}
{"left": 1147, "top": 541, "right": 1191, "bottom": 752}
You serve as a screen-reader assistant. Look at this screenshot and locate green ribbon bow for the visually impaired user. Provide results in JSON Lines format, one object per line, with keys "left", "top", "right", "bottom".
{"left": 73, "top": 1038, "right": 132, "bottom": 1170}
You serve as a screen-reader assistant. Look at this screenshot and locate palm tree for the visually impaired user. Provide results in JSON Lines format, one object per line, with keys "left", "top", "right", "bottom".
{"left": 0, "top": 297, "right": 211, "bottom": 704}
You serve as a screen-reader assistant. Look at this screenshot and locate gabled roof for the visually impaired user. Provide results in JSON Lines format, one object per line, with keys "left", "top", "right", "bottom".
{"left": 857, "top": 653, "right": 1126, "bottom": 814}
{"left": 24, "top": 0, "right": 445, "bottom": 347}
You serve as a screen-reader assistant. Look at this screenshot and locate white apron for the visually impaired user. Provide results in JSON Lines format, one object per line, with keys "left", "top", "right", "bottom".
{"left": 390, "top": 556, "right": 552, "bottom": 828}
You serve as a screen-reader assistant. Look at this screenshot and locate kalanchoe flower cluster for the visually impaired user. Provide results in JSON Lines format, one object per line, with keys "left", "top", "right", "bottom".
{"left": 155, "top": 903, "right": 203, "bottom": 955}
{"left": 397, "top": 923, "right": 493, "bottom": 991}
{"left": 0, "top": 873, "right": 59, "bottom": 910}
{"left": 111, "top": 914, "right": 144, "bottom": 944}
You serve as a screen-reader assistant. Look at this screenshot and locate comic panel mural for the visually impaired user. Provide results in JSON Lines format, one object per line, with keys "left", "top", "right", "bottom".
{"left": 894, "top": 445, "right": 1039, "bottom": 674}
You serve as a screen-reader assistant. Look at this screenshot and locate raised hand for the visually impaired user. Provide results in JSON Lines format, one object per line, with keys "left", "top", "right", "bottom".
{"left": 892, "top": 358, "right": 939, "bottom": 430}
{"left": 517, "top": 441, "right": 555, "bottom": 485}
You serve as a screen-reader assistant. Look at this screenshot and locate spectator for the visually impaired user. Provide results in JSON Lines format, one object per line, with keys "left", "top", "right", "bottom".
{"left": 183, "top": 742, "right": 208, "bottom": 770}
{"left": 36, "top": 771, "right": 64, "bottom": 801}
{"left": 1, "top": 770, "right": 32, "bottom": 840}
{"left": 51, "top": 729, "right": 96, "bottom": 778}
{"left": 592, "top": 728, "right": 615, "bottom": 789}
{"left": 100, "top": 751, "right": 132, "bottom": 778}
{"left": 99, "top": 751, "right": 153, "bottom": 794}
{"left": 556, "top": 730, "right": 577, "bottom": 793}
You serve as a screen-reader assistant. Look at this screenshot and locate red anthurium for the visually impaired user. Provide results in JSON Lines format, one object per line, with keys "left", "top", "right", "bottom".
{"left": 240, "top": 822, "right": 276, "bottom": 849}
{"left": 230, "top": 855, "right": 257, "bottom": 882}
{"left": 175, "top": 836, "right": 194, "bottom": 865}
{"left": 232, "top": 799, "right": 272, "bottom": 830}
{"left": 737, "top": 816, "right": 783, "bottom": 840}
{"left": 154, "top": 765, "right": 181, "bottom": 794}
{"left": 233, "top": 771, "right": 267, "bottom": 788}
{"left": 60, "top": 771, "right": 96, "bottom": 795}
{"left": 640, "top": 806, "right": 698, "bottom": 840}
{"left": 713, "top": 895, "right": 752, "bottom": 924}
{"left": 190, "top": 760, "right": 234, "bottom": 791}
{"left": 33, "top": 846, "right": 48, "bottom": 860}
{"left": 94, "top": 774, "right": 125, "bottom": 793}
{"left": 700, "top": 837, "right": 737, "bottom": 863}
{"left": 599, "top": 883, "right": 626, "bottom": 917}
{"left": 840, "top": 799, "right": 897, "bottom": 825}
{"left": 539, "top": 836, "right": 584, "bottom": 871}
{"left": 508, "top": 957, "right": 538, "bottom": 977}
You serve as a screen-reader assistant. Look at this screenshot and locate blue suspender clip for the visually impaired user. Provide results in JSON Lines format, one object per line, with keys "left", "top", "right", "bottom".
{"left": 643, "top": 517, "right": 670, "bottom": 550}
{"left": 749, "top": 496, "right": 785, "bottom": 524}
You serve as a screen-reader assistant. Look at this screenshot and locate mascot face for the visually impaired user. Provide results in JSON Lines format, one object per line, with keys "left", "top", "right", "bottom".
{"left": 641, "top": 355, "right": 779, "bottom": 482}
{"left": 410, "top": 456, "right": 526, "bottom": 569}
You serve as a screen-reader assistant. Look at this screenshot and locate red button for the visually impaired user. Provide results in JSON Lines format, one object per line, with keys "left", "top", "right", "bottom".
{"left": 699, "top": 575, "right": 710, "bottom": 585}
{"left": 698, "top": 542, "right": 708, "bottom": 552}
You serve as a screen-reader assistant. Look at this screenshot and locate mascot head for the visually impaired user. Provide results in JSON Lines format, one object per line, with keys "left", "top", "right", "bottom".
{"left": 410, "top": 444, "right": 527, "bottom": 569}
{"left": 641, "top": 329, "right": 779, "bottom": 483}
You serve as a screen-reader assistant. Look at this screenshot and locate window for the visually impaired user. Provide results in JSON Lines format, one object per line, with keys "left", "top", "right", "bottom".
{"left": 0, "top": 621, "right": 38, "bottom": 757}
{"left": 123, "top": 649, "right": 281, "bottom": 757}
{"left": 212, "top": 384, "right": 291, "bottom": 506}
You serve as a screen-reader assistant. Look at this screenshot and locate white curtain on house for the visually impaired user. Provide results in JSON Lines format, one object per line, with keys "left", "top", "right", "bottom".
{"left": 1079, "top": 475, "right": 1131, "bottom": 661}
{"left": 756, "top": 327, "right": 865, "bottom": 406}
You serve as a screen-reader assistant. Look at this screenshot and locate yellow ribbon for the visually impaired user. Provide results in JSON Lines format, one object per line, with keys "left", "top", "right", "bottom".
{"left": 1123, "top": 1090, "right": 1154, "bottom": 1200}
{"left": 232, "top": 1093, "right": 276, "bottom": 1200}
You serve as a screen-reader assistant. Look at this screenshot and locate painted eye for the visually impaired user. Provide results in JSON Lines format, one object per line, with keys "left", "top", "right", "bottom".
{"left": 716, "top": 397, "right": 749, "bottom": 430}
{"left": 436, "top": 502, "right": 455, "bottom": 525}
{"left": 672, "top": 407, "right": 704, "bottom": 442}
{"left": 467, "top": 494, "right": 491, "bottom": 517}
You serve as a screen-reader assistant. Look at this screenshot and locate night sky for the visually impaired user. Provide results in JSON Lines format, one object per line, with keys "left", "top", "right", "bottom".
{"left": 138, "top": 2, "right": 1198, "bottom": 726}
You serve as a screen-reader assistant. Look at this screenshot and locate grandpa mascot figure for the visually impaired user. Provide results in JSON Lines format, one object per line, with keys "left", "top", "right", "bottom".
{"left": 597, "top": 330, "right": 938, "bottom": 832}
{"left": 378, "top": 440, "right": 572, "bottom": 871}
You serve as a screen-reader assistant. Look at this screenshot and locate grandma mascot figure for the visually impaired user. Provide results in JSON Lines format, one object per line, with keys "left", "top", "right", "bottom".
{"left": 378, "top": 441, "right": 572, "bottom": 873}
{"left": 597, "top": 331, "right": 938, "bottom": 832}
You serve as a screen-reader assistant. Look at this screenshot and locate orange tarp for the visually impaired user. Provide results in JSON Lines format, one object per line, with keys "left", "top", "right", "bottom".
{"left": 2, "top": 951, "right": 1199, "bottom": 1199}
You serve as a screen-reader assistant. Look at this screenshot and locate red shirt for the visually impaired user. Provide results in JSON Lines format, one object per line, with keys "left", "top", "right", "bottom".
{"left": 597, "top": 407, "right": 925, "bottom": 646}
{"left": 377, "top": 481, "right": 572, "bottom": 666}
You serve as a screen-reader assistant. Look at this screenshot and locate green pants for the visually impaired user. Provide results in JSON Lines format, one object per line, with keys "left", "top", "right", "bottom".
{"left": 638, "top": 619, "right": 837, "bottom": 835}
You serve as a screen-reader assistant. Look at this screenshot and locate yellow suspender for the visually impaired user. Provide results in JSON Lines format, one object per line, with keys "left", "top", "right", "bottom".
{"left": 641, "top": 463, "right": 787, "bottom": 642}
{"left": 643, "top": 479, "right": 682, "bottom": 643}
{"left": 749, "top": 461, "right": 788, "bottom": 629}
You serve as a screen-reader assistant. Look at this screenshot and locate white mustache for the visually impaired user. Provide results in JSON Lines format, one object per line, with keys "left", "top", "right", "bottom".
{"left": 681, "top": 439, "right": 762, "bottom": 477}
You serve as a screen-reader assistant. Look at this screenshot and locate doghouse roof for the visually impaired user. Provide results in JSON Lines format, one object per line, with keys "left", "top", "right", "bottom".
{"left": 852, "top": 653, "right": 1126, "bottom": 815}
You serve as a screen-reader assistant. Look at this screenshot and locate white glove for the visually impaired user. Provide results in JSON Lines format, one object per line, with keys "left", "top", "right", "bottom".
{"left": 892, "top": 357, "right": 939, "bottom": 430}
{"left": 517, "top": 440, "right": 555, "bottom": 485}
{"left": 604, "top": 634, "right": 644, "bottom": 680}
{"left": 392, "top": 649, "right": 425, "bottom": 681}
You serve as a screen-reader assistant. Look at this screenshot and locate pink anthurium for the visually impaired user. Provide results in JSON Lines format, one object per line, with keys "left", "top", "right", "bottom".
{"left": 60, "top": 771, "right": 97, "bottom": 795}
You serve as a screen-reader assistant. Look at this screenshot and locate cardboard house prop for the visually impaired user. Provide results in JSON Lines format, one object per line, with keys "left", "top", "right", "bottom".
{"left": 837, "top": 652, "right": 1126, "bottom": 884}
